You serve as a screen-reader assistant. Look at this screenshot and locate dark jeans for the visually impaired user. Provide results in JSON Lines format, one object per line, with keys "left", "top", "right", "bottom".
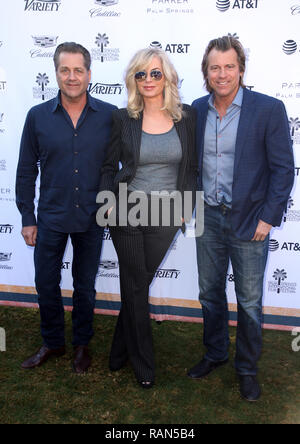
{"left": 34, "top": 220, "right": 103, "bottom": 349}
{"left": 196, "top": 204, "right": 269, "bottom": 375}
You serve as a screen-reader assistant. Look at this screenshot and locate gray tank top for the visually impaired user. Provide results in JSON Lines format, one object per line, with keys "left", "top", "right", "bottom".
{"left": 128, "top": 126, "right": 182, "bottom": 194}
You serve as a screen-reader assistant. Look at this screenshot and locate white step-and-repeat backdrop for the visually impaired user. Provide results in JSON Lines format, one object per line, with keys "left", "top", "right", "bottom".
{"left": 0, "top": 0, "right": 299, "bottom": 330}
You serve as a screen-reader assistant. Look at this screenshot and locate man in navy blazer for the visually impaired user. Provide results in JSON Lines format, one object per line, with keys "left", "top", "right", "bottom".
{"left": 188, "top": 36, "right": 294, "bottom": 401}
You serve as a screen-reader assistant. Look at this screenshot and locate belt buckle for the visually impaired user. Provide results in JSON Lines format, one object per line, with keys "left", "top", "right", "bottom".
{"left": 220, "top": 203, "right": 228, "bottom": 214}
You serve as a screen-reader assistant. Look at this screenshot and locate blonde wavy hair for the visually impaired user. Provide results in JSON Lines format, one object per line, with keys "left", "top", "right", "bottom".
{"left": 125, "top": 48, "right": 183, "bottom": 122}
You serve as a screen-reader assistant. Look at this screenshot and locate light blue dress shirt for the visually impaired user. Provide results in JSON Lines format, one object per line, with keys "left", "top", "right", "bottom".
{"left": 203, "top": 86, "right": 243, "bottom": 208}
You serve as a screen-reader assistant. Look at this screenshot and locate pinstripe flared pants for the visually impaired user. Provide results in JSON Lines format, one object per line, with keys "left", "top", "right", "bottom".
{"left": 109, "top": 222, "right": 179, "bottom": 383}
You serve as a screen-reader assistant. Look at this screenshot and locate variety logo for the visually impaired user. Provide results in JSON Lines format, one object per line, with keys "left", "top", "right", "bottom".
{"left": 0, "top": 80, "right": 7, "bottom": 92}
{"left": 155, "top": 268, "right": 181, "bottom": 279}
{"left": 90, "top": 0, "right": 120, "bottom": 18}
{"left": 88, "top": 82, "right": 124, "bottom": 95}
{"left": 289, "top": 117, "right": 300, "bottom": 144}
{"left": 103, "top": 228, "right": 112, "bottom": 240}
{"left": 150, "top": 41, "right": 190, "bottom": 54}
{"left": 33, "top": 73, "right": 58, "bottom": 101}
{"left": 268, "top": 269, "right": 296, "bottom": 294}
{"left": 282, "top": 40, "right": 298, "bottom": 55}
{"left": 216, "top": 0, "right": 259, "bottom": 11}
{"left": 24, "top": 0, "right": 62, "bottom": 12}
{"left": 0, "top": 224, "right": 14, "bottom": 234}
{"left": 91, "top": 33, "right": 120, "bottom": 62}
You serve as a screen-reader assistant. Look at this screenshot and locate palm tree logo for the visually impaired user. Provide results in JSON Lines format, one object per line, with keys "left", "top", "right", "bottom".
{"left": 283, "top": 196, "right": 294, "bottom": 222}
{"left": 288, "top": 117, "right": 300, "bottom": 137}
{"left": 95, "top": 33, "right": 109, "bottom": 62}
{"left": 36, "top": 73, "right": 49, "bottom": 100}
{"left": 273, "top": 269, "right": 287, "bottom": 293}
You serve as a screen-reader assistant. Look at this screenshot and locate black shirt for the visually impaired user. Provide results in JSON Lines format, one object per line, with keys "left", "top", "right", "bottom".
{"left": 16, "top": 92, "right": 117, "bottom": 232}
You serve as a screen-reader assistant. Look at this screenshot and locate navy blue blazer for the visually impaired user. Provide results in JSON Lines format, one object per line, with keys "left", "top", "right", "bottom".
{"left": 192, "top": 87, "right": 295, "bottom": 240}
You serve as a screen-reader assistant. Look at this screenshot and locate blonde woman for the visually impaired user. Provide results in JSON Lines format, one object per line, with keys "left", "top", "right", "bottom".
{"left": 99, "top": 48, "right": 198, "bottom": 389}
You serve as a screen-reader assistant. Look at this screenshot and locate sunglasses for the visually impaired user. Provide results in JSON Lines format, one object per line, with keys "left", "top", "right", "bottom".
{"left": 134, "top": 69, "right": 163, "bottom": 82}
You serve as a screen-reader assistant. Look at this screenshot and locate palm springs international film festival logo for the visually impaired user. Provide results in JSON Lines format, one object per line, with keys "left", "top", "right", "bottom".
{"left": 283, "top": 197, "right": 300, "bottom": 222}
{"left": 24, "top": 0, "right": 62, "bottom": 12}
{"left": 91, "top": 34, "right": 120, "bottom": 63}
{"left": 90, "top": 0, "right": 121, "bottom": 18}
{"left": 268, "top": 269, "right": 296, "bottom": 295}
{"left": 216, "top": 0, "right": 259, "bottom": 12}
{"left": 0, "top": 160, "right": 7, "bottom": 172}
{"left": 289, "top": 117, "right": 300, "bottom": 144}
{"left": 0, "top": 113, "right": 4, "bottom": 134}
{"left": 33, "top": 73, "right": 58, "bottom": 101}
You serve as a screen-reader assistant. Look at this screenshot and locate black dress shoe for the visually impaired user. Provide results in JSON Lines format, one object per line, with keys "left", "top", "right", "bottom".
{"left": 239, "top": 375, "right": 261, "bottom": 402}
{"left": 21, "top": 345, "right": 65, "bottom": 369}
{"left": 73, "top": 346, "right": 91, "bottom": 374}
{"left": 187, "top": 358, "right": 228, "bottom": 379}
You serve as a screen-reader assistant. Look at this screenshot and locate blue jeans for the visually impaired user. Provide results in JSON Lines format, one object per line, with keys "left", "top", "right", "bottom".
{"left": 196, "top": 204, "right": 269, "bottom": 375}
{"left": 34, "top": 220, "right": 103, "bottom": 349}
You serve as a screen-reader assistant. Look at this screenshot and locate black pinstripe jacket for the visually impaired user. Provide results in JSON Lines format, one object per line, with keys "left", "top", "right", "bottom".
{"left": 99, "top": 104, "right": 198, "bottom": 201}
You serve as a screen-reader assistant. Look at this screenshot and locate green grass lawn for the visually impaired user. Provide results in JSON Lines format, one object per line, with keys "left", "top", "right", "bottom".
{"left": 0, "top": 306, "right": 299, "bottom": 424}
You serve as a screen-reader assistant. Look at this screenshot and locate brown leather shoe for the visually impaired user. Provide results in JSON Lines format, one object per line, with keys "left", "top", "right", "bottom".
{"left": 73, "top": 346, "right": 91, "bottom": 374}
{"left": 21, "top": 345, "right": 65, "bottom": 369}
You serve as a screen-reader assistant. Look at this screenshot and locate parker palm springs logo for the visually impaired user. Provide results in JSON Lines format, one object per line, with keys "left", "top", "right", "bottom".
{"left": 33, "top": 73, "right": 57, "bottom": 101}
{"left": 268, "top": 269, "right": 296, "bottom": 294}
{"left": 24, "top": 0, "right": 62, "bottom": 12}
{"left": 289, "top": 117, "right": 300, "bottom": 144}
{"left": 91, "top": 33, "right": 120, "bottom": 62}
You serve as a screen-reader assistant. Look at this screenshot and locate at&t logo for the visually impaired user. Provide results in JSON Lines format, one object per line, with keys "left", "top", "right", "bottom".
{"left": 282, "top": 40, "right": 298, "bottom": 55}
{"left": 150, "top": 41, "right": 190, "bottom": 54}
{"left": 216, "top": 0, "right": 259, "bottom": 12}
